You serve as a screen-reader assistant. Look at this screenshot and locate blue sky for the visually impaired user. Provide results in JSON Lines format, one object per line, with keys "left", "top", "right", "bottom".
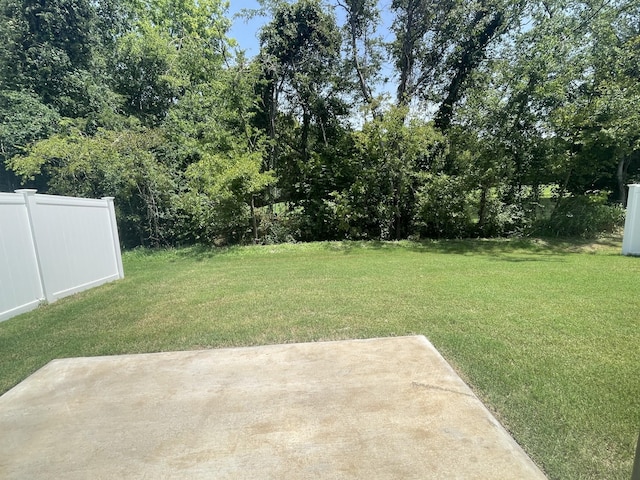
{"left": 225, "top": 0, "right": 397, "bottom": 104}
{"left": 226, "top": 1, "right": 396, "bottom": 58}
{"left": 227, "top": 1, "right": 268, "bottom": 57}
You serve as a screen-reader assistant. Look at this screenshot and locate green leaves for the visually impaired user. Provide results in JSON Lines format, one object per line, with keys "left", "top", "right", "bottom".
{"left": 185, "top": 150, "right": 274, "bottom": 200}
{"left": 0, "top": 0, "right": 103, "bottom": 117}
{"left": 331, "top": 106, "right": 445, "bottom": 240}
{"left": 0, "top": 90, "right": 59, "bottom": 163}
{"left": 175, "top": 150, "right": 274, "bottom": 244}
{"left": 1, "top": 0, "right": 636, "bottom": 244}
{"left": 8, "top": 124, "right": 160, "bottom": 196}
{"left": 113, "top": 27, "right": 185, "bottom": 125}
{"left": 259, "top": 0, "right": 343, "bottom": 139}
{"left": 7, "top": 122, "right": 177, "bottom": 246}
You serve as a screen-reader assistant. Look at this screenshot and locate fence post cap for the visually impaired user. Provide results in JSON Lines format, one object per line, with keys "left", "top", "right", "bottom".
{"left": 15, "top": 189, "right": 37, "bottom": 195}
{"left": 102, "top": 196, "right": 115, "bottom": 201}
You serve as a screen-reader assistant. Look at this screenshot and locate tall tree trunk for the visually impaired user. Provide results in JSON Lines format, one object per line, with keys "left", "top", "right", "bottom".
{"left": 261, "top": 68, "right": 279, "bottom": 210}
{"left": 348, "top": 16, "right": 373, "bottom": 105}
{"left": 434, "top": 11, "right": 505, "bottom": 131}
{"left": 617, "top": 156, "right": 630, "bottom": 206}
{"left": 478, "top": 185, "right": 489, "bottom": 234}
{"left": 396, "top": 1, "right": 418, "bottom": 107}
{"left": 251, "top": 195, "right": 259, "bottom": 244}
{"left": 553, "top": 166, "right": 573, "bottom": 213}
{"left": 301, "top": 106, "right": 311, "bottom": 162}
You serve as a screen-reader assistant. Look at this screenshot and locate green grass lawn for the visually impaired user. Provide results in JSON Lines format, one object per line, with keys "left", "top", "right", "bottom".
{"left": 1, "top": 238, "right": 638, "bottom": 479}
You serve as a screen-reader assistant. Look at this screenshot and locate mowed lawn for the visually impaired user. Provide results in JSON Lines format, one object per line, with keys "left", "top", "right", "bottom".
{"left": 0, "top": 238, "right": 638, "bottom": 479}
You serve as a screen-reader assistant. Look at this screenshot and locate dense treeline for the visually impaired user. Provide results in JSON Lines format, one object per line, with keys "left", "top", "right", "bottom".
{"left": 1, "top": 0, "right": 637, "bottom": 247}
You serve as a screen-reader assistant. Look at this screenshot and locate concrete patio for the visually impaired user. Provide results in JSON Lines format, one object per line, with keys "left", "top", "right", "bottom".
{"left": 0, "top": 335, "right": 547, "bottom": 479}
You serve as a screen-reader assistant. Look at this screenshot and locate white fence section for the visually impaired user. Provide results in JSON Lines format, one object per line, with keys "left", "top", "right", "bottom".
{"left": 0, "top": 190, "right": 124, "bottom": 322}
{"left": 623, "top": 184, "right": 640, "bottom": 256}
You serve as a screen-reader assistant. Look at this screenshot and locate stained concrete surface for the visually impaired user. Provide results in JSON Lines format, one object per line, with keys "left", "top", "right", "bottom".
{"left": 0, "top": 336, "right": 547, "bottom": 479}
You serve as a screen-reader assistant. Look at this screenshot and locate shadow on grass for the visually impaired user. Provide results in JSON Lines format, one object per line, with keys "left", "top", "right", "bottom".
{"left": 320, "top": 235, "right": 623, "bottom": 257}
{"left": 123, "top": 235, "right": 623, "bottom": 261}
{"left": 125, "top": 244, "right": 246, "bottom": 261}
{"left": 318, "top": 240, "right": 564, "bottom": 263}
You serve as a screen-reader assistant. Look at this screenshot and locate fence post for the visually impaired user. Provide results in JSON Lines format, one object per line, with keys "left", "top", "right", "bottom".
{"left": 102, "top": 197, "right": 124, "bottom": 279}
{"left": 15, "top": 189, "right": 50, "bottom": 302}
{"left": 623, "top": 184, "right": 640, "bottom": 256}
{"left": 633, "top": 431, "right": 640, "bottom": 480}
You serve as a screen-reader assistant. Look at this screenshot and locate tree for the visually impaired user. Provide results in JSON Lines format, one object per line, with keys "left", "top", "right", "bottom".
{"left": 112, "top": 26, "right": 185, "bottom": 125}
{"left": 7, "top": 122, "right": 176, "bottom": 246}
{"left": 336, "top": 0, "right": 384, "bottom": 113}
{"left": 0, "top": 90, "right": 59, "bottom": 190}
{"left": 564, "top": 0, "right": 640, "bottom": 204}
{"left": 259, "top": 0, "right": 343, "bottom": 163}
{"left": 164, "top": 56, "right": 275, "bottom": 244}
{"left": 331, "top": 106, "right": 445, "bottom": 240}
{"left": 442, "top": 0, "right": 637, "bottom": 239}
{"left": 0, "top": 0, "right": 104, "bottom": 117}
{"left": 2, "top": 0, "right": 634, "bottom": 245}
{"left": 496, "top": 0, "right": 640, "bottom": 205}
{"left": 390, "top": 0, "right": 523, "bottom": 129}
{"left": 110, "top": 0, "right": 232, "bottom": 126}
{"left": 177, "top": 148, "right": 274, "bottom": 244}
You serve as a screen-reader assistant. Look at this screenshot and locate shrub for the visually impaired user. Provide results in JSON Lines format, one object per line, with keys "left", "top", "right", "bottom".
{"left": 477, "top": 196, "right": 530, "bottom": 237}
{"left": 413, "top": 174, "right": 475, "bottom": 238}
{"left": 534, "top": 195, "right": 626, "bottom": 237}
{"left": 256, "top": 207, "right": 302, "bottom": 244}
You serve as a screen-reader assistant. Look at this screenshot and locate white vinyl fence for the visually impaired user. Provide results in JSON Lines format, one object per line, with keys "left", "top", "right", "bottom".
{"left": 623, "top": 184, "right": 640, "bottom": 256}
{"left": 0, "top": 190, "right": 124, "bottom": 322}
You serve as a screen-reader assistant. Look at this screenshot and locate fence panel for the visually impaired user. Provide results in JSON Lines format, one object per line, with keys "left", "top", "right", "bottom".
{"left": 0, "top": 190, "right": 123, "bottom": 322}
{"left": 0, "top": 193, "right": 44, "bottom": 320}
{"left": 623, "top": 184, "right": 640, "bottom": 256}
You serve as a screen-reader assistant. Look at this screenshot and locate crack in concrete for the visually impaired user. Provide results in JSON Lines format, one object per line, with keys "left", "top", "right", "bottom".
{"left": 411, "top": 381, "right": 475, "bottom": 398}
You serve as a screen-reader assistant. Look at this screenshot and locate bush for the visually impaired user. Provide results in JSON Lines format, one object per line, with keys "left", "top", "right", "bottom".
{"left": 413, "top": 174, "right": 475, "bottom": 238}
{"left": 534, "top": 195, "right": 626, "bottom": 238}
{"left": 171, "top": 191, "right": 253, "bottom": 246}
{"left": 329, "top": 187, "right": 390, "bottom": 240}
{"left": 477, "top": 193, "right": 535, "bottom": 237}
{"left": 255, "top": 207, "right": 302, "bottom": 244}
